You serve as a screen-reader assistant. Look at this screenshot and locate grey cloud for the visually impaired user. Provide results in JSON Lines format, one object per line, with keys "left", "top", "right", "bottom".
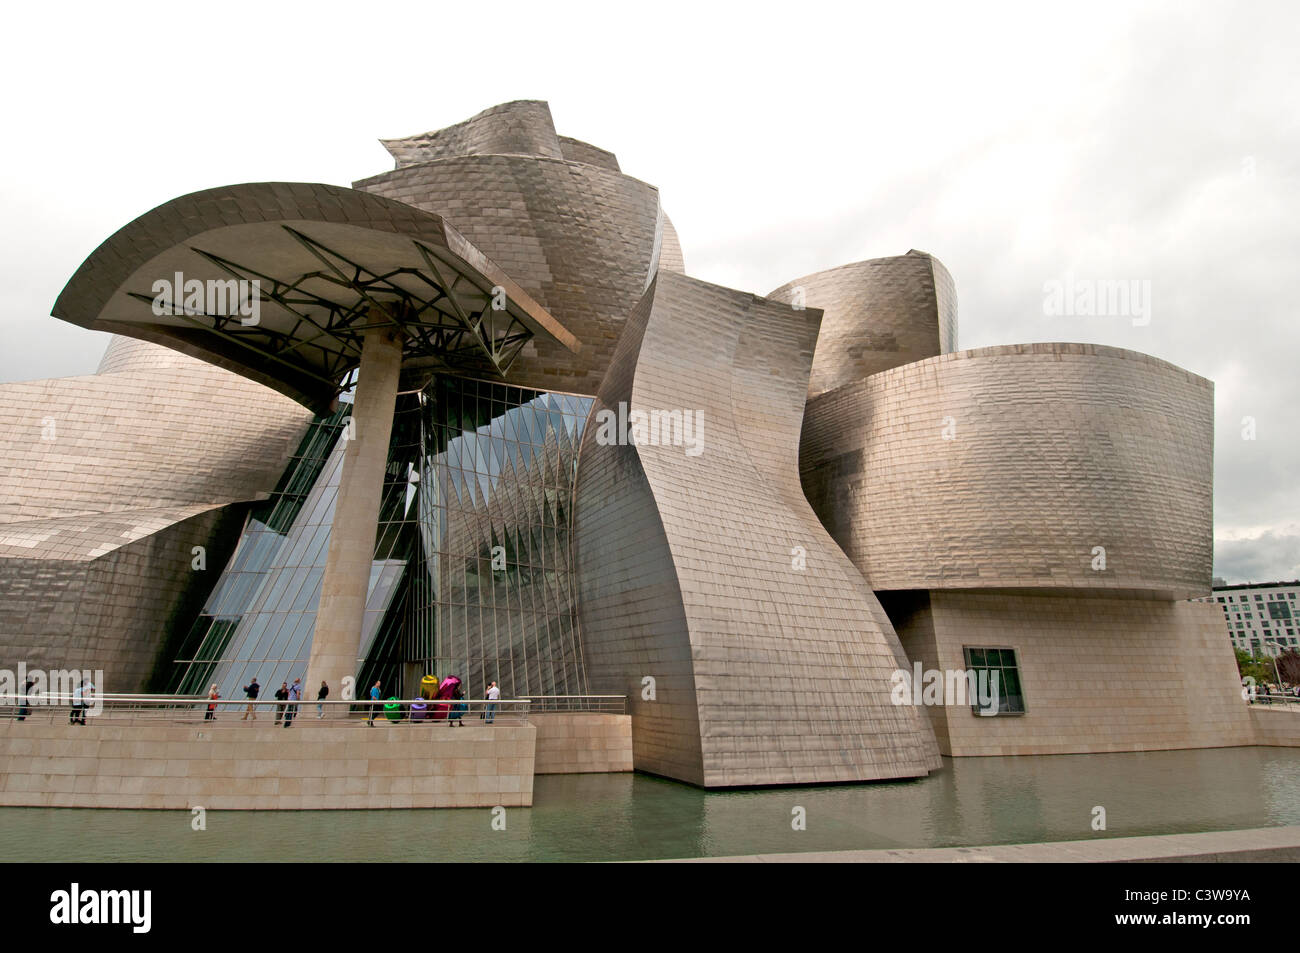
{"left": 1216, "top": 533, "right": 1300, "bottom": 585}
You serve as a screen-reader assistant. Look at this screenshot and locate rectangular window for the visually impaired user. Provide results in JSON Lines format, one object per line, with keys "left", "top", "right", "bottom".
{"left": 962, "top": 646, "right": 1026, "bottom": 715}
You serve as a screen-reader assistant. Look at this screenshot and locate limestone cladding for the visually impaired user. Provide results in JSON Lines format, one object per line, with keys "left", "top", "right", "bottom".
{"left": 888, "top": 590, "right": 1256, "bottom": 756}
{"left": 530, "top": 713, "right": 634, "bottom": 774}
{"left": 0, "top": 721, "right": 536, "bottom": 810}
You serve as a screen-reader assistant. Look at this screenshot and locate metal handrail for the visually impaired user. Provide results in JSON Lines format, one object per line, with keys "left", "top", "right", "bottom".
{"left": 0, "top": 692, "right": 627, "bottom": 725}
{"left": 0, "top": 693, "right": 533, "bottom": 727}
{"left": 1247, "top": 692, "right": 1300, "bottom": 705}
{"left": 522, "top": 694, "right": 626, "bottom": 714}
{"left": 0, "top": 694, "right": 526, "bottom": 704}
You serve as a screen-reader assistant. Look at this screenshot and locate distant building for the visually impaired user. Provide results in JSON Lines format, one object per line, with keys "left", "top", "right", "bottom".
{"left": 1196, "top": 582, "right": 1300, "bottom": 655}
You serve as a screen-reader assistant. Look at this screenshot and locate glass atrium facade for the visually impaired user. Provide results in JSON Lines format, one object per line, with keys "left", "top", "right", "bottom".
{"left": 168, "top": 377, "right": 594, "bottom": 702}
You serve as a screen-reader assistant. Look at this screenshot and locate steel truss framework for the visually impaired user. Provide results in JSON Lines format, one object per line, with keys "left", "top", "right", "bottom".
{"left": 127, "top": 226, "right": 536, "bottom": 400}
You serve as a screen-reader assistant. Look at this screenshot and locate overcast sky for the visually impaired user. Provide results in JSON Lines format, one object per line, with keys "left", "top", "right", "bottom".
{"left": 1, "top": 0, "right": 1295, "bottom": 582}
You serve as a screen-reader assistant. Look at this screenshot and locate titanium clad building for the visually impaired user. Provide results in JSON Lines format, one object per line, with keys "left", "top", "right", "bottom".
{"left": 0, "top": 100, "right": 1254, "bottom": 787}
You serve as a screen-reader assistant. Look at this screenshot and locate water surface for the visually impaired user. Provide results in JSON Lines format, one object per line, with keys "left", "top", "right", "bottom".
{"left": 5, "top": 746, "right": 1297, "bottom": 862}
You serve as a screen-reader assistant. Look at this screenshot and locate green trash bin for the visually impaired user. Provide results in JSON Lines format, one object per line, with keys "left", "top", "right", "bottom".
{"left": 383, "top": 696, "right": 404, "bottom": 722}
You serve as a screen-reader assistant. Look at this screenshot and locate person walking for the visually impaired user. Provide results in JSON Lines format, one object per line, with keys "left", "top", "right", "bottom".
{"left": 451, "top": 682, "right": 467, "bottom": 727}
{"left": 274, "top": 682, "right": 289, "bottom": 726}
{"left": 316, "top": 680, "right": 329, "bottom": 718}
{"left": 285, "top": 678, "right": 302, "bottom": 727}
{"left": 16, "top": 676, "right": 35, "bottom": 721}
{"left": 485, "top": 680, "right": 500, "bottom": 724}
{"left": 205, "top": 684, "right": 220, "bottom": 721}
{"left": 69, "top": 679, "right": 93, "bottom": 725}
{"left": 367, "top": 680, "right": 381, "bottom": 726}
{"left": 81, "top": 679, "right": 94, "bottom": 724}
{"left": 242, "top": 677, "right": 260, "bottom": 720}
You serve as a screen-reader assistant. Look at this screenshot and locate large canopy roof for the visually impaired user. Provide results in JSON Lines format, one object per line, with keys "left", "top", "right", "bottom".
{"left": 53, "top": 182, "right": 580, "bottom": 412}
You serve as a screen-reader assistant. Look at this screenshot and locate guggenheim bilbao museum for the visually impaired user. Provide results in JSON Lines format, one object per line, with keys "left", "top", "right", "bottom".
{"left": 0, "top": 100, "right": 1254, "bottom": 788}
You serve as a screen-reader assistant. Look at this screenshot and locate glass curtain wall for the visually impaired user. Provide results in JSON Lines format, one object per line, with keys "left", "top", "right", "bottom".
{"left": 167, "top": 408, "right": 350, "bottom": 699}
{"left": 166, "top": 377, "right": 593, "bottom": 702}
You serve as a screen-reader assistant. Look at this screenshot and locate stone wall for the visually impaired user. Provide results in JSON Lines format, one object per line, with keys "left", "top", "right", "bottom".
{"left": 890, "top": 591, "right": 1257, "bottom": 756}
{"left": 0, "top": 720, "right": 536, "bottom": 810}
{"left": 531, "top": 713, "right": 634, "bottom": 774}
{"left": 1250, "top": 706, "right": 1300, "bottom": 746}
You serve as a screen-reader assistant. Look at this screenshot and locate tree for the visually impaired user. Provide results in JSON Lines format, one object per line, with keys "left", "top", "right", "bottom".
{"left": 1234, "top": 649, "right": 1274, "bottom": 692}
{"left": 1275, "top": 649, "right": 1300, "bottom": 686}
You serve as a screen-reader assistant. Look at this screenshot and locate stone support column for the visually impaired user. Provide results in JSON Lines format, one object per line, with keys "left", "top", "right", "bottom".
{"left": 306, "top": 321, "right": 402, "bottom": 712}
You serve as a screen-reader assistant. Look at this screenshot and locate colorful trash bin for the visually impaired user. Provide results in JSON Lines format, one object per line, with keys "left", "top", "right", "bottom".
{"left": 383, "top": 697, "right": 404, "bottom": 722}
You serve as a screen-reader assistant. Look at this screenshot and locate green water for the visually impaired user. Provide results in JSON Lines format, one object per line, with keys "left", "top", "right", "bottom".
{"left": 5, "top": 747, "right": 1299, "bottom": 862}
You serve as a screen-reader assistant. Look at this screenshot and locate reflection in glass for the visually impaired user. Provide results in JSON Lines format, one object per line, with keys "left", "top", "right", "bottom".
{"left": 167, "top": 378, "right": 595, "bottom": 701}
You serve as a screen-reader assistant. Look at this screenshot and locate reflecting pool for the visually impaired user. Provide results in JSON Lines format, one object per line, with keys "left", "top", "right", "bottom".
{"left": 5, "top": 746, "right": 1298, "bottom": 862}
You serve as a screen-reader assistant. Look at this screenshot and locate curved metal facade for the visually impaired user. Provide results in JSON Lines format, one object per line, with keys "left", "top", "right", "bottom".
{"left": 355, "top": 154, "right": 663, "bottom": 397}
{"left": 52, "top": 183, "right": 577, "bottom": 413}
{"left": 657, "top": 213, "right": 686, "bottom": 275}
{"left": 0, "top": 337, "right": 310, "bottom": 526}
{"left": 380, "top": 100, "right": 566, "bottom": 167}
{"left": 55, "top": 101, "right": 669, "bottom": 409}
{"left": 0, "top": 337, "right": 313, "bottom": 690}
{"left": 768, "top": 250, "right": 956, "bottom": 398}
{"left": 799, "top": 343, "right": 1214, "bottom": 599}
{"left": 574, "top": 271, "right": 941, "bottom": 786}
